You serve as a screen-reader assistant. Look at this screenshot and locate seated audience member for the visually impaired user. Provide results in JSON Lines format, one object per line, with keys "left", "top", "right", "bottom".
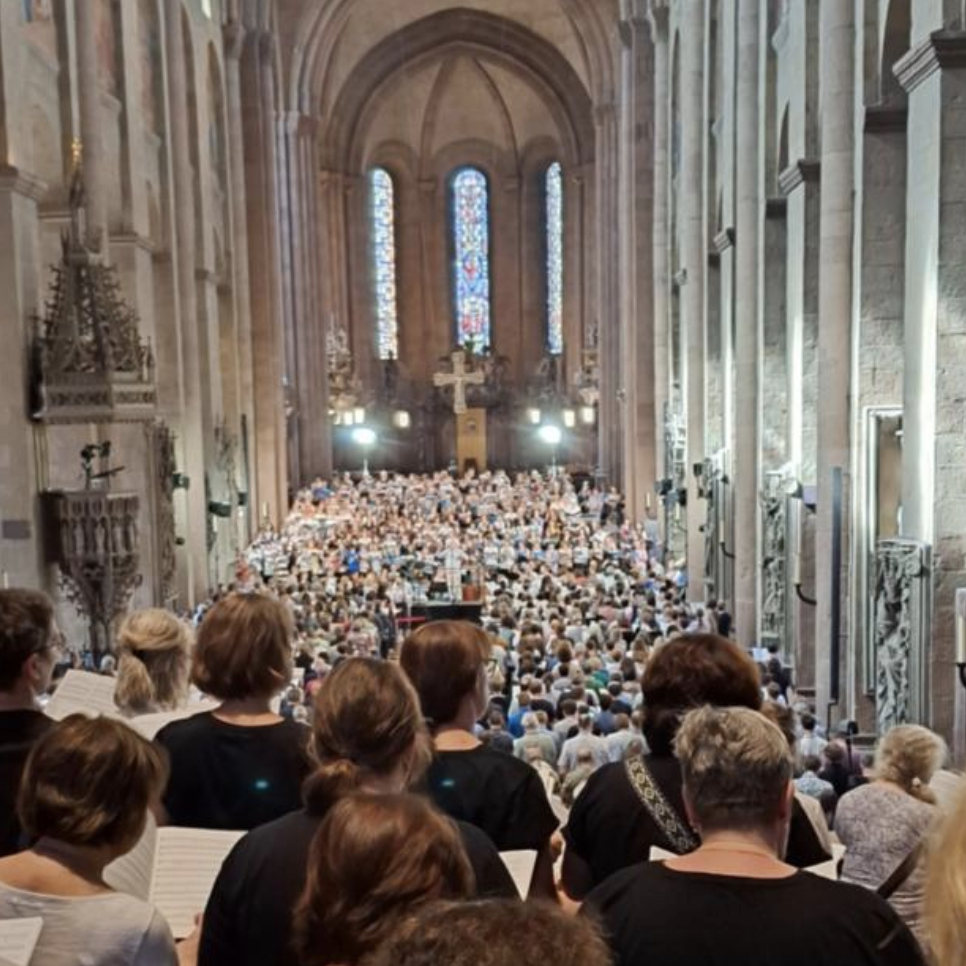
{"left": 155, "top": 592, "right": 312, "bottom": 830}
{"left": 199, "top": 658, "right": 514, "bottom": 966}
{"left": 835, "top": 724, "right": 946, "bottom": 945}
{"left": 562, "top": 634, "right": 830, "bottom": 900}
{"left": 400, "top": 621, "right": 558, "bottom": 897}
{"left": 925, "top": 780, "right": 966, "bottom": 966}
{"left": 293, "top": 794, "right": 473, "bottom": 966}
{"left": 368, "top": 898, "right": 612, "bottom": 966}
{"left": 0, "top": 715, "right": 178, "bottom": 966}
{"left": 114, "top": 608, "right": 193, "bottom": 716}
{"left": 584, "top": 707, "right": 924, "bottom": 966}
{"left": 0, "top": 589, "right": 58, "bottom": 856}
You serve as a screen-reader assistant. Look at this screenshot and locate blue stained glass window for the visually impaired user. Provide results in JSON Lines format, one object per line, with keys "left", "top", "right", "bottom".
{"left": 546, "top": 162, "right": 564, "bottom": 355}
{"left": 369, "top": 168, "right": 399, "bottom": 360}
{"left": 451, "top": 167, "right": 492, "bottom": 351}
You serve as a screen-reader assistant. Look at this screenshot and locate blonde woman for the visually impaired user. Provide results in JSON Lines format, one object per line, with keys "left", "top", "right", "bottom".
{"left": 925, "top": 780, "right": 966, "bottom": 965}
{"left": 835, "top": 724, "right": 947, "bottom": 944}
{"left": 114, "top": 609, "right": 193, "bottom": 716}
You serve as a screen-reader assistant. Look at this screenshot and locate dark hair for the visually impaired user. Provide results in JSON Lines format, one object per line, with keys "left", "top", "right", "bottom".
{"left": 0, "top": 589, "right": 55, "bottom": 690}
{"left": 641, "top": 635, "right": 761, "bottom": 755}
{"left": 760, "top": 701, "right": 797, "bottom": 750}
{"left": 399, "top": 621, "right": 489, "bottom": 728}
{"left": 19, "top": 714, "right": 168, "bottom": 850}
{"left": 801, "top": 712, "right": 816, "bottom": 731}
{"left": 191, "top": 592, "right": 293, "bottom": 701}
{"left": 367, "top": 899, "right": 613, "bottom": 966}
{"left": 803, "top": 754, "right": 822, "bottom": 772}
{"left": 303, "top": 658, "right": 430, "bottom": 815}
{"left": 293, "top": 794, "right": 473, "bottom": 966}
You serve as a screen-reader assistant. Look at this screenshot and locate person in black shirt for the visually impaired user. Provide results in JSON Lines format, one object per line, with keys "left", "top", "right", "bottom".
{"left": 156, "top": 592, "right": 312, "bottom": 830}
{"left": 563, "top": 634, "right": 829, "bottom": 899}
{"left": 0, "top": 589, "right": 59, "bottom": 856}
{"left": 583, "top": 706, "right": 924, "bottom": 966}
{"left": 199, "top": 657, "right": 514, "bottom": 966}
{"left": 400, "top": 621, "right": 559, "bottom": 898}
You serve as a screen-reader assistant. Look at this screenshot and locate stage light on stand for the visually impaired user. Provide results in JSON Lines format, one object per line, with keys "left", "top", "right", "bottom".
{"left": 537, "top": 424, "right": 563, "bottom": 476}
{"left": 351, "top": 426, "right": 377, "bottom": 476}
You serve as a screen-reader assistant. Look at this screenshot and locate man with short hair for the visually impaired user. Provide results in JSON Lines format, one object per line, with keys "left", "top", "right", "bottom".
{"left": 0, "top": 589, "right": 59, "bottom": 856}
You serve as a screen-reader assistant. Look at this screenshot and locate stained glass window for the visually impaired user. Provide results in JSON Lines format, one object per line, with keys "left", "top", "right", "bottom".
{"left": 451, "top": 167, "right": 492, "bottom": 351}
{"left": 545, "top": 162, "right": 564, "bottom": 355}
{"left": 369, "top": 167, "right": 399, "bottom": 360}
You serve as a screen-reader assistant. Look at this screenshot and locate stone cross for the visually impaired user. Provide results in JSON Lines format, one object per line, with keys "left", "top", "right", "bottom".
{"left": 433, "top": 349, "right": 485, "bottom": 415}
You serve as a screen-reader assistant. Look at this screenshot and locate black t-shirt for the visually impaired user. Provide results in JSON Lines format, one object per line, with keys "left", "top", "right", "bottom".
{"left": 199, "top": 807, "right": 517, "bottom": 966}
{"left": 0, "top": 710, "right": 53, "bottom": 856}
{"left": 584, "top": 862, "right": 925, "bottom": 966}
{"left": 156, "top": 712, "right": 312, "bottom": 831}
{"left": 564, "top": 754, "right": 829, "bottom": 896}
{"left": 425, "top": 746, "right": 559, "bottom": 852}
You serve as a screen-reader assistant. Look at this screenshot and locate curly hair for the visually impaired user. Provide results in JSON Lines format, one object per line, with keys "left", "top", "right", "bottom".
{"left": 874, "top": 724, "right": 946, "bottom": 804}
{"left": 366, "top": 899, "right": 613, "bottom": 966}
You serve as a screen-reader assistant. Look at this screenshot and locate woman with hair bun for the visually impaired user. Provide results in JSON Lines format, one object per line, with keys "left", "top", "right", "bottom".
{"left": 835, "top": 724, "right": 947, "bottom": 944}
{"left": 198, "top": 657, "right": 514, "bottom": 966}
{"left": 114, "top": 609, "right": 193, "bottom": 716}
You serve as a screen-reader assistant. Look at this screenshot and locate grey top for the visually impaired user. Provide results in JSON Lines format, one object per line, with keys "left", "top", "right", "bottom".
{"left": 0, "top": 881, "right": 177, "bottom": 966}
{"left": 834, "top": 781, "right": 935, "bottom": 944}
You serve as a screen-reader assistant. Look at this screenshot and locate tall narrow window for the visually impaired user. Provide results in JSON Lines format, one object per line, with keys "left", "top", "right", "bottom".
{"left": 451, "top": 167, "right": 492, "bottom": 350}
{"left": 369, "top": 167, "right": 399, "bottom": 360}
{"left": 545, "top": 161, "right": 564, "bottom": 355}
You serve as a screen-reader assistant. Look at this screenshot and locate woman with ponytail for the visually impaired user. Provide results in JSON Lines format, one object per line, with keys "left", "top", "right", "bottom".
{"left": 198, "top": 657, "right": 514, "bottom": 966}
{"left": 835, "top": 724, "right": 947, "bottom": 946}
{"left": 114, "top": 609, "right": 193, "bottom": 716}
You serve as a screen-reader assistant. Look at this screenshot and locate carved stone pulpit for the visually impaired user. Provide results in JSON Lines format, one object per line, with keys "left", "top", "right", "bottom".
{"left": 51, "top": 488, "right": 142, "bottom": 655}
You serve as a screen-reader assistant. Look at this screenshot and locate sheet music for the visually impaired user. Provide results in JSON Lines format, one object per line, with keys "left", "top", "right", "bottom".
{"left": 0, "top": 917, "right": 43, "bottom": 966}
{"left": 103, "top": 815, "right": 158, "bottom": 902}
{"left": 44, "top": 670, "right": 120, "bottom": 721}
{"left": 500, "top": 850, "right": 537, "bottom": 899}
{"left": 149, "top": 828, "right": 244, "bottom": 939}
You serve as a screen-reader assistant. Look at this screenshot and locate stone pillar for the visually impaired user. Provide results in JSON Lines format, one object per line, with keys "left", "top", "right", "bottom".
{"left": 679, "top": 0, "right": 706, "bottom": 600}
{"left": 733, "top": 0, "right": 761, "bottom": 642}
{"left": 651, "top": 4, "right": 670, "bottom": 488}
{"left": 814, "top": 2, "right": 855, "bottom": 720}
{"left": 163, "top": 0, "right": 208, "bottom": 601}
{"left": 241, "top": 31, "right": 288, "bottom": 523}
{"left": 75, "top": 0, "right": 107, "bottom": 242}
{"left": 896, "top": 30, "right": 966, "bottom": 741}
{"left": 595, "top": 103, "right": 621, "bottom": 487}
{"left": 223, "top": 20, "right": 256, "bottom": 511}
{"left": 618, "top": 1, "right": 657, "bottom": 523}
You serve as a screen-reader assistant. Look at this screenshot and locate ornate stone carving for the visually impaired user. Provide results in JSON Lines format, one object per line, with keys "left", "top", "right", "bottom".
{"left": 760, "top": 484, "right": 786, "bottom": 647}
{"left": 326, "top": 318, "right": 362, "bottom": 416}
{"left": 702, "top": 458, "right": 721, "bottom": 597}
{"left": 872, "top": 539, "right": 931, "bottom": 734}
{"left": 51, "top": 479, "right": 142, "bottom": 655}
{"left": 33, "top": 160, "right": 156, "bottom": 424}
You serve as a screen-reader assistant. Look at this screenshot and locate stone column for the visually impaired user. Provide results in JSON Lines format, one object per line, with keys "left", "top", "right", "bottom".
{"left": 163, "top": 0, "right": 208, "bottom": 601}
{"left": 814, "top": 2, "right": 855, "bottom": 720}
{"left": 896, "top": 30, "right": 966, "bottom": 742}
{"left": 75, "top": 0, "right": 107, "bottom": 243}
{"left": 223, "top": 20, "right": 256, "bottom": 510}
{"left": 650, "top": 4, "right": 670, "bottom": 488}
{"left": 733, "top": 0, "right": 761, "bottom": 641}
{"left": 595, "top": 103, "right": 621, "bottom": 487}
{"left": 618, "top": 1, "right": 657, "bottom": 523}
{"left": 679, "top": 0, "right": 707, "bottom": 599}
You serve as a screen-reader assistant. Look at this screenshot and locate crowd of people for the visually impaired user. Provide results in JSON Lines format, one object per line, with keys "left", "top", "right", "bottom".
{"left": 0, "top": 470, "right": 965, "bottom": 965}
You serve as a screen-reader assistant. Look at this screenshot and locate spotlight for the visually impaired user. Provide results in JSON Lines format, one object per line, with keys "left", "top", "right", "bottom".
{"left": 538, "top": 425, "right": 563, "bottom": 446}
{"left": 352, "top": 427, "right": 377, "bottom": 447}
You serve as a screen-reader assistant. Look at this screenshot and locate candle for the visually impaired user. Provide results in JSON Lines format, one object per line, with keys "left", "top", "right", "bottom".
{"left": 956, "top": 589, "right": 966, "bottom": 665}
{"left": 1, "top": 572, "right": 7, "bottom": 589}
{"left": 674, "top": 504, "right": 681, "bottom": 523}
{"left": 792, "top": 552, "right": 801, "bottom": 588}
{"left": 718, "top": 520, "right": 724, "bottom": 544}
{"left": 645, "top": 492, "right": 652, "bottom": 511}
{"left": 261, "top": 502, "right": 269, "bottom": 519}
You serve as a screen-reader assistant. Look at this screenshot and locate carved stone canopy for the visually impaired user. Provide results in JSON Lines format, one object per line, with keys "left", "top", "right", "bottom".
{"left": 34, "top": 168, "right": 157, "bottom": 424}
